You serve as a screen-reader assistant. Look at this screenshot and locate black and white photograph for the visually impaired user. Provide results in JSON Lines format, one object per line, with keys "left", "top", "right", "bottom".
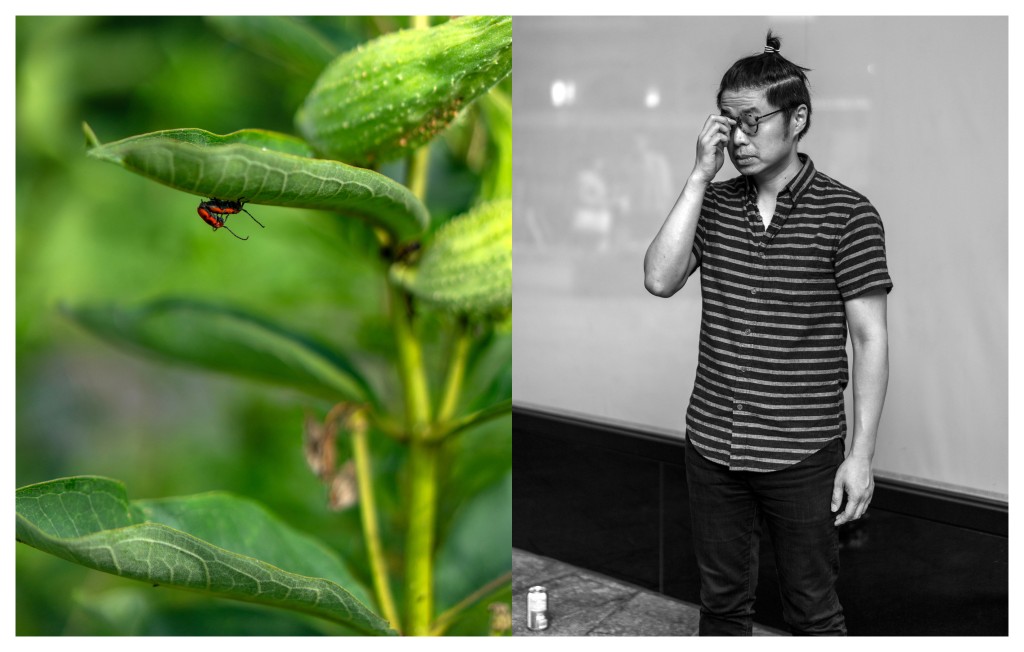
{"left": 512, "top": 16, "right": 1008, "bottom": 636}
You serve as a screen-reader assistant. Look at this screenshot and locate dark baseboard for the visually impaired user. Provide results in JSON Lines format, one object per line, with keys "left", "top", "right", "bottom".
{"left": 512, "top": 404, "right": 1009, "bottom": 636}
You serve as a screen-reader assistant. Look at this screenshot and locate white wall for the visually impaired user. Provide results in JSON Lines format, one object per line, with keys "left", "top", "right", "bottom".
{"left": 512, "top": 16, "right": 1008, "bottom": 498}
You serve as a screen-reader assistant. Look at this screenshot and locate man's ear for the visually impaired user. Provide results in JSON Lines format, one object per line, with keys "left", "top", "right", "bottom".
{"left": 791, "top": 104, "right": 808, "bottom": 138}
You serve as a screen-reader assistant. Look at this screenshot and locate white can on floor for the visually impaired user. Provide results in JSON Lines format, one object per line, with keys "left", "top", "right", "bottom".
{"left": 527, "top": 586, "right": 549, "bottom": 630}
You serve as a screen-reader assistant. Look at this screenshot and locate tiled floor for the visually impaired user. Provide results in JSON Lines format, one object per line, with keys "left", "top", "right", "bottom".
{"left": 512, "top": 548, "right": 784, "bottom": 636}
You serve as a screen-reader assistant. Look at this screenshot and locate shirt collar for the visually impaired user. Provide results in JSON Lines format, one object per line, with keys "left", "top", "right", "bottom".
{"left": 744, "top": 153, "right": 816, "bottom": 203}
{"left": 787, "top": 153, "right": 815, "bottom": 203}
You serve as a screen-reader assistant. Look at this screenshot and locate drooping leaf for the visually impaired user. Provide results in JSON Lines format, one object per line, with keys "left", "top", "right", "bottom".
{"left": 390, "top": 199, "right": 511, "bottom": 316}
{"left": 85, "top": 126, "right": 429, "bottom": 243}
{"left": 65, "top": 298, "right": 376, "bottom": 406}
{"left": 16, "top": 476, "right": 395, "bottom": 635}
{"left": 204, "top": 17, "right": 338, "bottom": 82}
{"left": 296, "top": 16, "right": 512, "bottom": 167}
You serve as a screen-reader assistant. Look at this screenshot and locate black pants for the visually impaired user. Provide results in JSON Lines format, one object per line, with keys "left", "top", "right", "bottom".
{"left": 684, "top": 437, "right": 847, "bottom": 636}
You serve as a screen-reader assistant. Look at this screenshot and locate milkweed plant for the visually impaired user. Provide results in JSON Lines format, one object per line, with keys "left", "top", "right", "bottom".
{"left": 16, "top": 16, "right": 512, "bottom": 636}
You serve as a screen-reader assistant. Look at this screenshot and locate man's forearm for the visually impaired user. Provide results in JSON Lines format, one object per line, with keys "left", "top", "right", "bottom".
{"left": 643, "top": 174, "right": 706, "bottom": 297}
{"left": 847, "top": 336, "right": 889, "bottom": 462}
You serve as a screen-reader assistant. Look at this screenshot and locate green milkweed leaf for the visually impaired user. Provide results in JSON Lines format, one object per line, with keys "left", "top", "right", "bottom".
{"left": 85, "top": 125, "right": 429, "bottom": 243}
{"left": 16, "top": 476, "right": 395, "bottom": 635}
{"left": 204, "top": 17, "right": 339, "bottom": 82}
{"left": 65, "top": 298, "right": 377, "bottom": 406}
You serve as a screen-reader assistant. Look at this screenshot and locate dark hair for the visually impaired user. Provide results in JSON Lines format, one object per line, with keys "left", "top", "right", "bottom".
{"left": 716, "top": 30, "right": 813, "bottom": 140}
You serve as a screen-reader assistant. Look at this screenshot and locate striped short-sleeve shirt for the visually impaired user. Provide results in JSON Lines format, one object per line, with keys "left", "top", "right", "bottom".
{"left": 686, "top": 154, "right": 893, "bottom": 472}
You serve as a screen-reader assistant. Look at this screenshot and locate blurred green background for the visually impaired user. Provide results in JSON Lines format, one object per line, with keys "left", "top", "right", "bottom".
{"left": 16, "top": 16, "right": 511, "bottom": 635}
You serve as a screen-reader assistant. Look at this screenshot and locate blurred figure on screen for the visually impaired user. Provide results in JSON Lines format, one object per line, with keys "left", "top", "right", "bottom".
{"left": 573, "top": 157, "right": 614, "bottom": 252}
{"left": 633, "top": 133, "right": 673, "bottom": 245}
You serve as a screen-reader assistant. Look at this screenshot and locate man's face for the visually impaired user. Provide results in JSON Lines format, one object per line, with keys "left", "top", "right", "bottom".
{"left": 718, "top": 88, "right": 801, "bottom": 177}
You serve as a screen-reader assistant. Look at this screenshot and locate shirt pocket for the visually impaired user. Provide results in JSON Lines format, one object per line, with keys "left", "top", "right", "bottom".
{"left": 770, "top": 253, "right": 838, "bottom": 304}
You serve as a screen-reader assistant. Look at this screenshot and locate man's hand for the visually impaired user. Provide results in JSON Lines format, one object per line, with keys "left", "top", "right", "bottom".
{"left": 831, "top": 455, "right": 874, "bottom": 526}
{"left": 692, "top": 115, "right": 735, "bottom": 184}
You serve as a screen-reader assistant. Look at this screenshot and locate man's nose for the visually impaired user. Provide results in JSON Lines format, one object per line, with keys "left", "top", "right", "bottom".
{"left": 731, "top": 124, "right": 749, "bottom": 146}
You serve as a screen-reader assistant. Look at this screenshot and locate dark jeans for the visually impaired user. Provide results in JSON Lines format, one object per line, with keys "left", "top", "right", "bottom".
{"left": 685, "top": 437, "right": 847, "bottom": 636}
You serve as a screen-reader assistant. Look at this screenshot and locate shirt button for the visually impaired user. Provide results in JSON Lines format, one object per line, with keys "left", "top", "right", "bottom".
{"left": 750, "top": 288, "right": 758, "bottom": 296}
{"left": 759, "top": 252, "right": 766, "bottom": 258}
{"left": 736, "top": 404, "right": 744, "bottom": 411}
{"left": 744, "top": 328, "right": 752, "bottom": 335}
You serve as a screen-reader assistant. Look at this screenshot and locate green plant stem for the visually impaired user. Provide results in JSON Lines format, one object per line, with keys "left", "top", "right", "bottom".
{"left": 430, "top": 571, "right": 512, "bottom": 636}
{"left": 395, "top": 30, "right": 440, "bottom": 630}
{"left": 405, "top": 16, "right": 432, "bottom": 201}
{"left": 389, "top": 278, "right": 436, "bottom": 635}
{"left": 428, "top": 398, "right": 512, "bottom": 442}
{"left": 406, "top": 143, "right": 430, "bottom": 202}
{"left": 405, "top": 438, "right": 439, "bottom": 635}
{"left": 352, "top": 417, "right": 402, "bottom": 633}
{"left": 397, "top": 27, "right": 443, "bottom": 630}
{"left": 436, "top": 319, "right": 471, "bottom": 423}
{"left": 408, "top": 325, "right": 472, "bottom": 630}
{"left": 391, "top": 286, "right": 432, "bottom": 433}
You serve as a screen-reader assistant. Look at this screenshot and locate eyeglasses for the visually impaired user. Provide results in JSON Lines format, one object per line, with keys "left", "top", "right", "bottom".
{"left": 726, "top": 108, "right": 787, "bottom": 136}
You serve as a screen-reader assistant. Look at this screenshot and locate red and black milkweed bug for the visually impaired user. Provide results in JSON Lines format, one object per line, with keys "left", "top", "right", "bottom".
{"left": 197, "top": 197, "right": 265, "bottom": 240}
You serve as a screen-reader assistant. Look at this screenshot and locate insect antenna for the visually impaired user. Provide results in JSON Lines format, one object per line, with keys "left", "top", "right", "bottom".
{"left": 222, "top": 224, "right": 249, "bottom": 240}
{"left": 241, "top": 208, "right": 265, "bottom": 228}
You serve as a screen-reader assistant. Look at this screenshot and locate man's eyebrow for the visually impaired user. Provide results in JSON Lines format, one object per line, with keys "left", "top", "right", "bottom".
{"left": 720, "top": 106, "right": 755, "bottom": 116}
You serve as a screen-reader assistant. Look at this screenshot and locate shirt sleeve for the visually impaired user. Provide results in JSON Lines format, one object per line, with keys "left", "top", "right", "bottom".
{"left": 835, "top": 202, "right": 894, "bottom": 301}
{"left": 691, "top": 183, "right": 714, "bottom": 268}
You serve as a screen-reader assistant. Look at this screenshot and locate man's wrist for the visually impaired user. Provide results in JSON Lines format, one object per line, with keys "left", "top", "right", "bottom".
{"left": 687, "top": 170, "right": 712, "bottom": 188}
{"left": 845, "top": 444, "right": 875, "bottom": 463}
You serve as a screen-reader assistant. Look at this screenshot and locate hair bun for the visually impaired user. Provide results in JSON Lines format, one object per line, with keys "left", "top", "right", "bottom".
{"left": 765, "top": 29, "right": 782, "bottom": 54}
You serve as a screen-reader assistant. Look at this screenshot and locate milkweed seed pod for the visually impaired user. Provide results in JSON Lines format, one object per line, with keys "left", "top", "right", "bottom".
{"left": 296, "top": 16, "right": 512, "bottom": 167}
{"left": 390, "top": 199, "right": 511, "bottom": 317}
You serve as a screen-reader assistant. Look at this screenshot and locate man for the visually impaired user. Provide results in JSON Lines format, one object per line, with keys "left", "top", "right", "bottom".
{"left": 644, "top": 31, "right": 892, "bottom": 636}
